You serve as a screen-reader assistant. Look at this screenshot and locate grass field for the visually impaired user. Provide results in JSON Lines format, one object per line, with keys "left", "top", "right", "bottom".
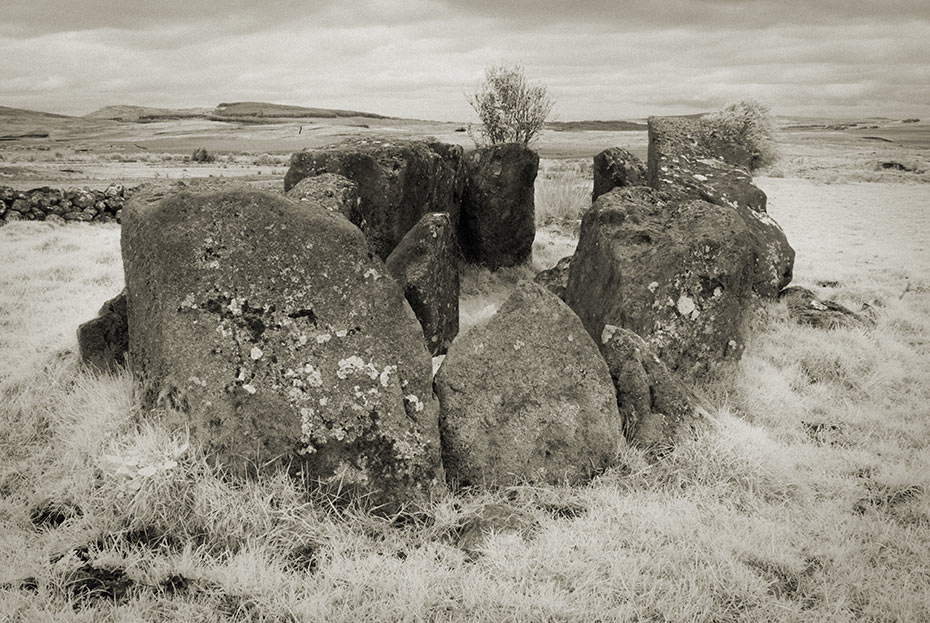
{"left": 1, "top": 124, "right": 930, "bottom": 621}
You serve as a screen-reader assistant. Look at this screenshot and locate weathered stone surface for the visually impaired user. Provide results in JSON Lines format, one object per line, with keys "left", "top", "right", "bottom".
{"left": 647, "top": 115, "right": 755, "bottom": 170}
{"left": 779, "top": 286, "right": 871, "bottom": 330}
{"left": 77, "top": 289, "right": 128, "bottom": 371}
{"left": 599, "top": 325, "right": 705, "bottom": 450}
{"left": 565, "top": 187, "right": 756, "bottom": 380}
{"left": 284, "top": 172, "right": 358, "bottom": 220}
{"left": 533, "top": 256, "right": 572, "bottom": 300}
{"left": 460, "top": 143, "right": 539, "bottom": 269}
{"left": 283, "top": 138, "right": 464, "bottom": 260}
{"left": 592, "top": 147, "right": 647, "bottom": 200}
{"left": 435, "top": 281, "right": 622, "bottom": 487}
{"left": 385, "top": 213, "right": 459, "bottom": 356}
{"left": 122, "top": 180, "right": 445, "bottom": 510}
{"left": 646, "top": 116, "right": 794, "bottom": 298}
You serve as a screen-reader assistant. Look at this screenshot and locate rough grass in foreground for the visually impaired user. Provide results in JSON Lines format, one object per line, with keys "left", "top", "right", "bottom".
{"left": 2, "top": 176, "right": 930, "bottom": 620}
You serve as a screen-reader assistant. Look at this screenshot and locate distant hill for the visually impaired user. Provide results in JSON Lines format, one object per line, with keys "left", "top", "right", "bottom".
{"left": 81, "top": 101, "right": 389, "bottom": 123}
{"left": 0, "top": 106, "right": 73, "bottom": 140}
{"left": 84, "top": 105, "right": 211, "bottom": 122}
{"left": 213, "top": 102, "right": 388, "bottom": 119}
{"left": 0, "top": 105, "right": 73, "bottom": 120}
{"left": 546, "top": 120, "right": 647, "bottom": 132}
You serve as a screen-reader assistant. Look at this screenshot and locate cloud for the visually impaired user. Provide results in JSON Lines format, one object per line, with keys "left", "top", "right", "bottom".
{"left": 2, "top": 1, "right": 929, "bottom": 120}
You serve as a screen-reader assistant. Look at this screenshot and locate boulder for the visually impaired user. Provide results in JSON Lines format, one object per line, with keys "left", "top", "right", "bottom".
{"left": 434, "top": 281, "right": 622, "bottom": 487}
{"left": 564, "top": 187, "right": 756, "bottom": 380}
{"left": 284, "top": 172, "right": 358, "bottom": 220}
{"left": 592, "top": 147, "right": 647, "bottom": 200}
{"left": 599, "top": 325, "right": 705, "bottom": 450}
{"left": 121, "top": 180, "right": 445, "bottom": 511}
{"left": 646, "top": 116, "right": 794, "bottom": 298}
{"left": 533, "top": 256, "right": 572, "bottom": 300}
{"left": 385, "top": 213, "right": 459, "bottom": 356}
{"left": 77, "top": 289, "right": 128, "bottom": 371}
{"left": 460, "top": 143, "right": 539, "bottom": 269}
{"left": 779, "top": 286, "right": 871, "bottom": 330}
{"left": 283, "top": 138, "right": 464, "bottom": 260}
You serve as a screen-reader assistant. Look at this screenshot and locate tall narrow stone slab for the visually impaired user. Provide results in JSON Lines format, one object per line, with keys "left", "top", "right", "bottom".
{"left": 385, "top": 212, "right": 459, "bottom": 356}
{"left": 460, "top": 143, "right": 538, "bottom": 269}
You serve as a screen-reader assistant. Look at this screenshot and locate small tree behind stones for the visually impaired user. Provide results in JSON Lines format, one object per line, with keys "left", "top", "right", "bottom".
{"left": 191, "top": 147, "right": 215, "bottom": 163}
{"left": 703, "top": 99, "right": 778, "bottom": 170}
{"left": 467, "top": 63, "right": 554, "bottom": 146}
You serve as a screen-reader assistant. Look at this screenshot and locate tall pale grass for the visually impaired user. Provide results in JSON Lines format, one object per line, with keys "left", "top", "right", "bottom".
{"left": 2, "top": 167, "right": 930, "bottom": 622}
{"left": 534, "top": 159, "right": 591, "bottom": 226}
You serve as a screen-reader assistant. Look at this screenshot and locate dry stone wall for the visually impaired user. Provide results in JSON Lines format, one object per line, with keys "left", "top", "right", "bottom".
{"left": 0, "top": 185, "right": 131, "bottom": 224}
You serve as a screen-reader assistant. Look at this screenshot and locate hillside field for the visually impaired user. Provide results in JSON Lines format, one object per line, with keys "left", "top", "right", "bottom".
{"left": 1, "top": 114, "right": 929, "bottom": 621}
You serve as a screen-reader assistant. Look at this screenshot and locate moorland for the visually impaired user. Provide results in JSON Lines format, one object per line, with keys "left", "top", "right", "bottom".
{"left": 1, "top": 103, "right": 929, "bottom": 622}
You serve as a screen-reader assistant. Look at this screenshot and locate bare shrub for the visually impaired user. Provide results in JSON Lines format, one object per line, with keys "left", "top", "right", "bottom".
{"left": 467, "top": 63, "right": 554, "bottom": 146}
{"left": 191, "top": 147, "right": 215, "bottom": 163}
{"left": 704, "top": 99, "right": 778, "bottom": 170}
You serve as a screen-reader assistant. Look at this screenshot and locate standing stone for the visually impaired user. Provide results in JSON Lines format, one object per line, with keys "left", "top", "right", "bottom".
{"left": 122, "top": 180, "right": 445, "bottom": 511}
{"left": 435, "top": 281, "right": 623, "bottom": 487}
{"left": 592, "top": 147, "right": 647, "bottom": 200}
{"left": 77, "top": 289, "right": 128, "bottom": 371}
{"left": 646, "top": 116, "right": 794, "bottom": 298}
{"left": 599, "top": 325, "right": 705, "bottom": 451}
{"left": 385, "top": 213, "right": 459, "bottom": 356}
{"left": 285, "top": 172, "right": 359, "bottom": 220}
{"left": 565, "top": 187, "right": 756, "bottom": 380}
{"left": 284, "top": 138, "right": 464, "bottom": 260}
{"left": 460, "top": 143, "right": 539, "bottom": 269}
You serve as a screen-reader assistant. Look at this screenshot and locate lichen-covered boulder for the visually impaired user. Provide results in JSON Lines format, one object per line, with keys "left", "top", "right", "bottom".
{"left": 533, "top": 256, "right": 572, "bottom": 300}
{"left": 77, "top": 289, "right": 128, "bottom": 371}
{"left": 284, "top": 172, "right": 358, "bottom": 220}
{"left": 434, "top": 281, "right": 623, "bottom": 487}
{"left": 122, "top": 180, "right": 445, "bottom": 511}
{"left": 284, "top": 138, "right": 464, "bottom": 260}
{"left": 646, "top": 116, "right": 794, "bottom": 298}
{"left": 564, "top": 187, "right": 756, "bottom": 380}
{"left": 385, "top": 212, "right": 459, "bottom": 356}
{"left": 599, "top": 325, "right": 706, "bottom": 451}
{"left": 460, "top": 143, "right": 539, "bottom": 269}
{"left": 779, "top": 286, "right": 871, "bottom": 330}
{"left": 592, "top": 147, "right": 646, "bottom": 200}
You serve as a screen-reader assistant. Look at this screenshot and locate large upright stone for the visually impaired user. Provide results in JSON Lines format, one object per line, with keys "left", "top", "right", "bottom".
{"left": 592, "top": 147, "right": 646, "bottom": 201}
{"left": 434, "top": 281, "right": 623, "bottom": 487}
{"left": 385, "top": 212, "right": 459, "bottom": 356}
{"left": 77, "top": 289, "right": 128, "bottom": 371}
{"left": 121, "top": 181, "right": 445, "bottom": 510}
{"left": 647, "top": 116, "right": 794, "bottom": 297}
{"left": 460, "top": 143, "right": 539, "bottom": 269}
{"left": 565, "top": 187, "right": 756, "bottom": 380}
{"left": 284, "top": 138, "right": 464, "bottom": 260}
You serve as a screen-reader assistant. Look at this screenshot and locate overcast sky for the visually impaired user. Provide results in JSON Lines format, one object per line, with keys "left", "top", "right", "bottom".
{"left": 2, "top": 1, "right": 929, "bottom": 121}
